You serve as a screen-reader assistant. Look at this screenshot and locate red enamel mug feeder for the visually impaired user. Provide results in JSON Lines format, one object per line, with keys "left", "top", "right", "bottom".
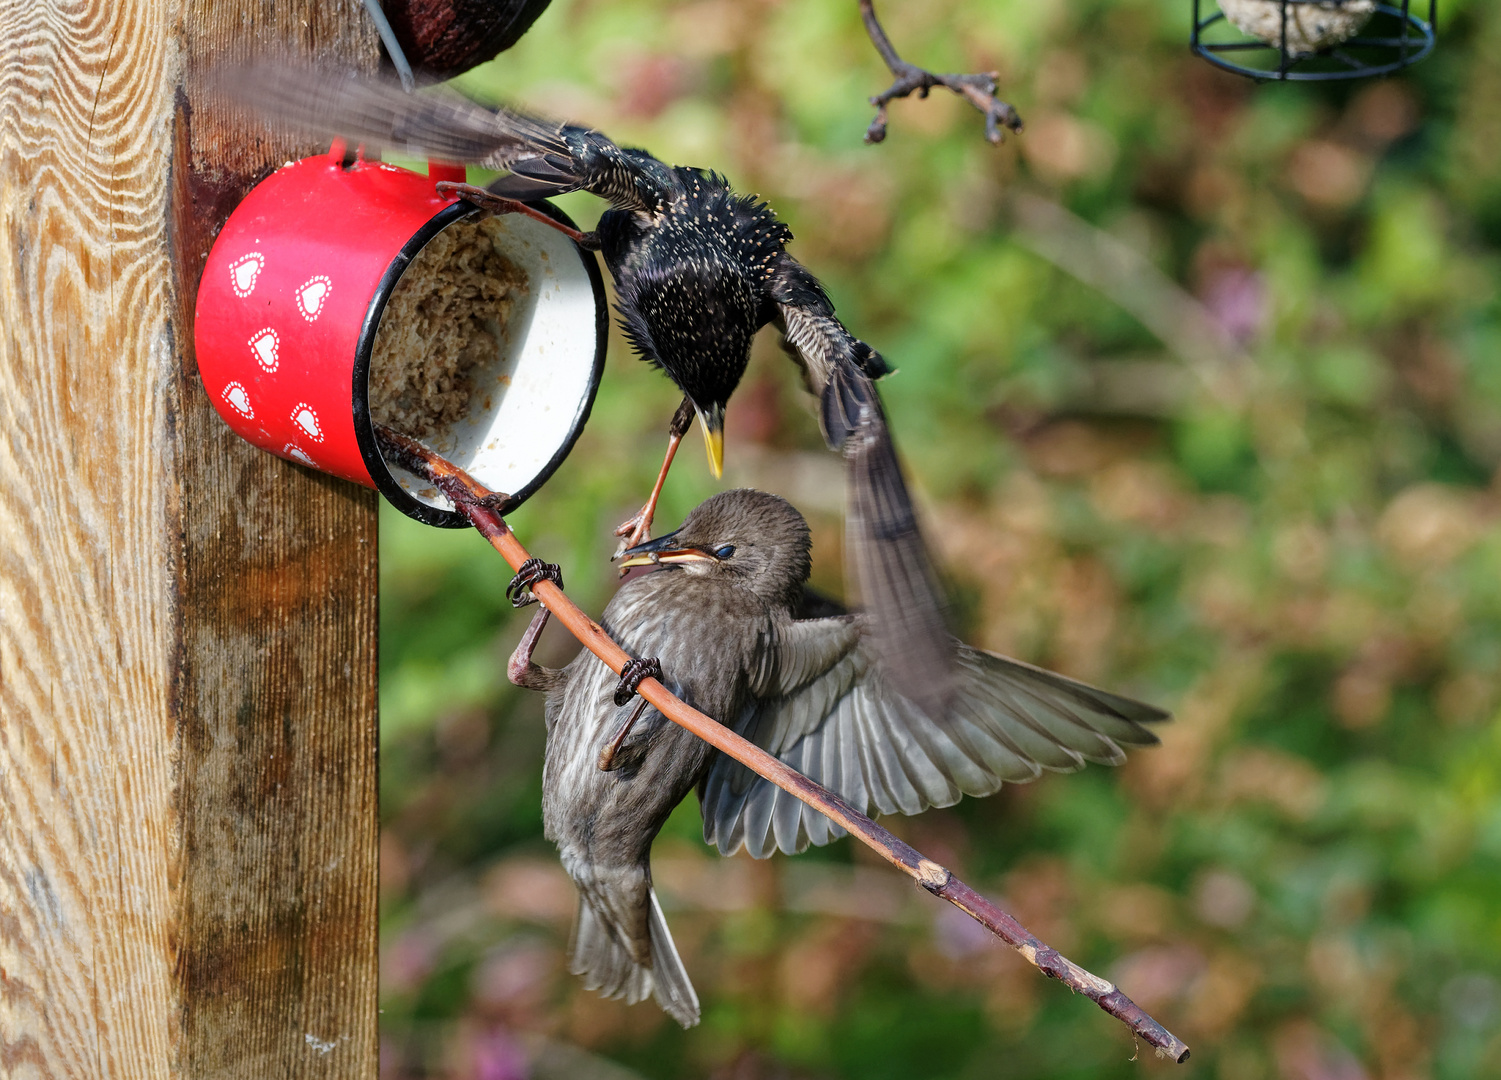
{"left": 194, "top": 148, "right": 607, "bottom": 526}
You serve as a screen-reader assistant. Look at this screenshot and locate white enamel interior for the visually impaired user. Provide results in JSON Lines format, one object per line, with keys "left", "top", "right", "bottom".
{"left": 376, "top": 211, "right": 599, "bottom": 511}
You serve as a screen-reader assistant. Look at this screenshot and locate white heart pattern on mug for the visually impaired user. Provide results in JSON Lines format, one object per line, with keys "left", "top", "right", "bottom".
{"left": 291, "top": 403, "right": 324, "bottom": 443}
{"left": 297, "top": 275, "right": 332, "bottom": 321}
{"left": 230, "top": 252, "right": 264, "bottom": 297}
{"left": 249, "top": 328, "right": 279, "bottom": 373}
{"left": 222, "top": 381, "right": 254, "bottom": 419}
{"left": 284, "top": 444, "right": 318, "bottom": 468}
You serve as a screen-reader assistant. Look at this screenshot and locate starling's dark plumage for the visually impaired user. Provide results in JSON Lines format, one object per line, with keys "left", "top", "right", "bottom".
{"left": 511, "top": 490, "right": 1169, "bottom": 1024}
{"left": 226, "top": 64, "right": 954, "bottom": 718}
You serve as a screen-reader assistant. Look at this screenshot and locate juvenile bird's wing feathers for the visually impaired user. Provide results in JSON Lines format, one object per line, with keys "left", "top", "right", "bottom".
{"left": 701, "top": 621, "right": 1167, "bottom": 859}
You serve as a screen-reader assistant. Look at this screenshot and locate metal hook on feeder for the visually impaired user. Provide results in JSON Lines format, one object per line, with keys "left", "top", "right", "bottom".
{"left": 361, "top": 0, "right": 417, "bottom": 91}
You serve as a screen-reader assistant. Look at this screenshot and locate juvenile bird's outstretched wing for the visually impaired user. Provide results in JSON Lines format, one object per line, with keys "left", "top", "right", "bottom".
{"left": 699, "top": 616, "right": 1168, "bottom": 858}
{"left": 768, "top": 255, "right": 955, "bottom": 720}
{"left": 215, "top": 63, "right": 667, "bottom": 213}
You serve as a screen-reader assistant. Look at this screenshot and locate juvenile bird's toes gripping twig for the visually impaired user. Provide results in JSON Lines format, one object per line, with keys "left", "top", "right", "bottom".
{"left": 613, "top": 656, "right": 663, "bottom": 707}
{"left": 506, "top": 558, "right": 564, "bottom": 608}
{"left": 599, "top": 656, "right": 664, "bottom": 771}
{"left": 436, "top": 181, "right": 602, "bottom": 249}
{"left": 859, "top": 0, "right": 1023, "bottom": 145}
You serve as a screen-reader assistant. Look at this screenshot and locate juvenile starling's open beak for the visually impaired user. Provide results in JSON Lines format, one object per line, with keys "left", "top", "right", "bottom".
{"left": 696, "top": 405, "right": 725, "bottom": 479}
{"left": 616, "top": 530, "right": 717, "bottom": 568}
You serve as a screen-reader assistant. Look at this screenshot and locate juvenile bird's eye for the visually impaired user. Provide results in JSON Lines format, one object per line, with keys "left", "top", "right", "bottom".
{"left": 714, "top": 545, "right": 736, "bottom": 559}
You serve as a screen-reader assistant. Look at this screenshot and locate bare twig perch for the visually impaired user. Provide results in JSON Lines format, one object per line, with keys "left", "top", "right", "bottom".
{"left": 374, "top": 424, "right": 1189, "bottom": 1063}
{"left": 859, "top": 0, "right": 1024, "bottom": 144}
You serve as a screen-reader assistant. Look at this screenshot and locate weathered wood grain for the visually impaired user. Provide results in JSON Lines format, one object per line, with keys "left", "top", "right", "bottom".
{"left": 1, "top": 3, "right": 380, "bottom": 1077}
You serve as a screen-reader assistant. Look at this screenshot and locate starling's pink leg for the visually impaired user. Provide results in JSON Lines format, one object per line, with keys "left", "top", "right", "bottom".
{"left": 436, "top": 181, "right": 602, "bottom": 249}
{"left": 614, "top": 397, "right": 695, "bottom": 555}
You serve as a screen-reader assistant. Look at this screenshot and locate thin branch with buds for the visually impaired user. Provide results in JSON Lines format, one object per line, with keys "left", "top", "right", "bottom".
{"left": 859, "top": 0, "right": 1024, "bottom": 144}
{"left": 374, "top": 423, "right": 1189, "bottom": 1064}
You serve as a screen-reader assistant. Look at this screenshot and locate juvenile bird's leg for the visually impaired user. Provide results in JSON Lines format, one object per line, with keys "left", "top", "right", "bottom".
{"left": 599, "top": 657, "right": 663, "bottom": 771}
{"left": 613, "top": 397, "right": 695, "bottom": 558}
{"left": 858, "top": 0, "right": 1023, "bottom": 145}
{"left": 506, "top": 557, "right": 564, "bottom": 608}
{"left": 436, "top": 181, "right": 603, "bottom": 251}
{"left": 506, "top": 560, "right": 566, "bottom": 691}
{"left": 507, "top": 605, "right": 556, "bottom": 690}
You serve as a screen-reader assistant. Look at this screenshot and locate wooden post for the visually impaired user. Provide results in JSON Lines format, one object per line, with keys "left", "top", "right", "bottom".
{"left": 1, "top": 4, "right": 380, "bottom": 1077}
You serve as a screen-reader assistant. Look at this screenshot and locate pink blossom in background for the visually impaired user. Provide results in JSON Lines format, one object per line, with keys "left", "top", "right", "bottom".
{"left": 1201, "top": 265, "right": 1268, "bottom": 345}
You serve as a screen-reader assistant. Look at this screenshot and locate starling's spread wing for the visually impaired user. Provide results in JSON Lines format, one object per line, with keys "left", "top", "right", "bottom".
{"left": 217, "top": 63, "right": 667, "bottom": 212}
{"left": 768, "top": 255, "right": 956, "bottom": 721}
{"left": 841, "top": 379, "right": 958, "bottom": 721}
{"left": 702, "top": 619, "right": 1167, "bottom": 858}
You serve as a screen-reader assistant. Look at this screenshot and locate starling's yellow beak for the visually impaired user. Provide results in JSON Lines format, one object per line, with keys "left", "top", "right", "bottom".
{"left": 697, "top": 408, "right": 724, "bottom": 479}
{"left": 617, "top": 530, "right": 718, "bottom": 569}
{"left": 616, "top": 548, "right": 716, "bottom": 569}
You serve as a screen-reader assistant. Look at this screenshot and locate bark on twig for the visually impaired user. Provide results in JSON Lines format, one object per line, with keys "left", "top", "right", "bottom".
{"left": 374, "top": 424, "right": 1190, "bottom": 1063}
{"left": 859, "top": 0, "right": 1023, "bottom": 144}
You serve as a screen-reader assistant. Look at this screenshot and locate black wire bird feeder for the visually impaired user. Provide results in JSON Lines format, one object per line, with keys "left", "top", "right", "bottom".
{"left": 1191, "top": 0, "right": 1436, "bottom": 81}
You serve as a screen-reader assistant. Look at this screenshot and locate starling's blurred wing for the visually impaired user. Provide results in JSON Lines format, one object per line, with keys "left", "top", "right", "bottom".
{"left": 841, "top": 379, "right": 958, "bottom": 721}
{"left": 701, "top": 618, "right": 1167, "bottom": 858}
{"left": 769, "top": 254, "right": 956, "bottom": 721}
{"left": 216, "top": 63, "right": 576, "bottom": 171}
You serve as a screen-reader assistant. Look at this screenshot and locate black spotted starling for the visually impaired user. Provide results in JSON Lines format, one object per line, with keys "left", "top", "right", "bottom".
{"left": 229, "top": 63, "right": 962, "bottom": 717}
{"left": 506, "top": 489, "right": 1168, "bottom": 1026}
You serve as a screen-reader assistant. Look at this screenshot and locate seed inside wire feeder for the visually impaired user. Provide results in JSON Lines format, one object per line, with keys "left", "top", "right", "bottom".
{"left": 1218, "top": 0, "right": 1375, "bottom": 54}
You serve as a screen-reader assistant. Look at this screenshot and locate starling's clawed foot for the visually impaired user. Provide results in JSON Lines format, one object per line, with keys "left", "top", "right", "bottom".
{"left": 507, "top": 557, "right": 564, "bottom": 608}
{"left": 599, "top": 656, "right": 663, "bottom": 771}
{"left": 613, "top": 506, "right": 656, "bottom": 555}
{"left": 436, "top": 181, "right": 602, "bottom": 250}
{"left": 613, "top": 656, "right": 663, "bottom": 707}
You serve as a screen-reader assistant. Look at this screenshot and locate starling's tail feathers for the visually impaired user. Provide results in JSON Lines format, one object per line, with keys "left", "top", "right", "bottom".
{"left": 645, "top": 890, "right": 699, "bottom": 1027}
{"left": 568, "top": 867, "right": 700, "bottom": 1028}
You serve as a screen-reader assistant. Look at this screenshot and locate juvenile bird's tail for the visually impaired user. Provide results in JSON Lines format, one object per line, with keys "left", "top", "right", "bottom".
{"left": 566, "top": 862, "right": 700, "bottom": 1028}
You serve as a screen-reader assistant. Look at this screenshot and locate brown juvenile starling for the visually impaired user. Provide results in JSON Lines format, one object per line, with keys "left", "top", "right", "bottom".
{"left": 507, "top": 489, "right": 1168, "bottom": 1026}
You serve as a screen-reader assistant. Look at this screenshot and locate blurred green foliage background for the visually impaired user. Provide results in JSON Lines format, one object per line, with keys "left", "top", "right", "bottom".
{"left": 377, "top": 0, "right": 1501, "bottom": 1076}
